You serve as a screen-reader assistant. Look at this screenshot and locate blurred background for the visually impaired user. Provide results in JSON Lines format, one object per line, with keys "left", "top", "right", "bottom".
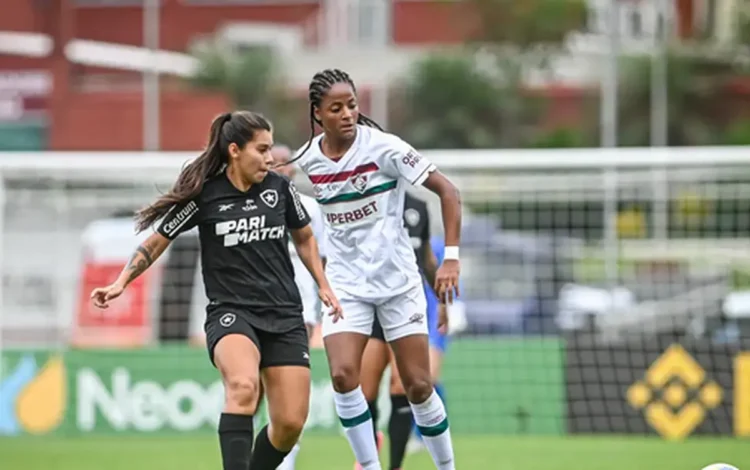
{"left": 1, "top": 0, "right": 750, "bottom": 469}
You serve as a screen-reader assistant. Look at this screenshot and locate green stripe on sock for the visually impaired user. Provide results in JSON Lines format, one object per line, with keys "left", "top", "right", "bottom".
{"left": 339, "top": 409, "right": 372, "bottom": 428}
{"left": 417, "top": 417, "right": 449, "bottom": 437}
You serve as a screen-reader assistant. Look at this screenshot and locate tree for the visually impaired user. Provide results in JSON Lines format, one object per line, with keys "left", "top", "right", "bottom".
{"left": 187, "top": 41, "right": 302, "bottom": 145}
{"left": 466, "top": 0, "right": 589, "bottom": 146}
{"left": 616, "top": 51, "right": 743, "bottom": 146}
{"left": 465, "top": 0, "right": 588, "bottom": 50}
{"left": 392, "top": 0, "right": 588, "bottom": 149}
{"left": 391, "top": 54, "right": 508, "bottom": 149}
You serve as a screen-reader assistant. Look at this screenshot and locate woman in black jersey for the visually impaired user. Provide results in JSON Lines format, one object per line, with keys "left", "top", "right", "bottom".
{"left": 90, "top": 111, "right": 342, "bottom": 470}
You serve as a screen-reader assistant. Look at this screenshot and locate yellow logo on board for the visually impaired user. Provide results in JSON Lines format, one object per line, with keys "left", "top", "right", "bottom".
{"left": 0, "top": 354, "right": 66, "bottom": 435}
{"left": 627, "top": 345, "right": 722, "bottom": 440}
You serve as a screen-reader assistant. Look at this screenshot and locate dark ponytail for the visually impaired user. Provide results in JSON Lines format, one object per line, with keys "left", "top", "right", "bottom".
{"left": 287, "top": 68, "right": 383, "bottom": 166}
{"left": 135, "top": 111, "right": 271, "bottom": 233}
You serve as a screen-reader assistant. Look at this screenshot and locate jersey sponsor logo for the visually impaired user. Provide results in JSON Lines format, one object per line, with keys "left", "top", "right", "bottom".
{"left": 242, "top": 199, "right": 257, "bottom": 211}
{"left": 218, "top": 204, "right": 234, "bottom": 212}
{"left": 162, "top": 201, "right": 198, "bottom": 236}
{"left": 260, "top": 189, "right": 278, "bottom": 208}
{"left": 402, "top": 149, "right": 423, "bottom": 169}
{"left": 215, "top": 215, "right": 286, "bottom": 247}
{"left": 404, "top": 208, "right": 420, "bottom": 226}
{"left": 325, "top": 200, "right": 378, "bottom": 226}
{"left": 287, "top": 182, "right": 307, "bottom": 222}
{"left": 312, "top": 182, "right": 344, "bottom": 201}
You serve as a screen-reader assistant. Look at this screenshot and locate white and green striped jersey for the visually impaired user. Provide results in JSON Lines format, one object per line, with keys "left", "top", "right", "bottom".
{"left": 295, "top": 125, "right": 435, "bottom": 300}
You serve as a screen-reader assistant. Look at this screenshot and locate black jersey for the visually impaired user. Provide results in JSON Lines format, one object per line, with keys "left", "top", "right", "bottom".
{"left": 157, "top": 171, "right": 311, "bottom": 333}
{"left": 403, "top": 193, "right": 431, "bottom": 270}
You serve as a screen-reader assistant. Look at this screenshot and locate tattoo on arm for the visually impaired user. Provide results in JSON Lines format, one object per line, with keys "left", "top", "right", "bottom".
{"left": 136, "top": 245, "right": 154, "bottom": 266}
{"left": 124, "top": 245, "right": 154, "bottom": 283}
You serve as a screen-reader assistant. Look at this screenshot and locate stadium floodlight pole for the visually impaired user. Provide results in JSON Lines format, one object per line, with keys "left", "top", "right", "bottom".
{"left": 143, "top": 0, "right": 160, "bottom": 151}
{"left": 651, "top": 0, "right": 670, "bottom": 240}
{"left": 601, "top": 0, "right": 621, "bottom": 288}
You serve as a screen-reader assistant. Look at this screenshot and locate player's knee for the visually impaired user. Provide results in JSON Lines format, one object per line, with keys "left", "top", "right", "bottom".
{"left": 403, "top": 376, "right": 433, "bottom": 404}
{"left": 330, "top": 362, "right": 359, "bottom": 393}
{"left": 224, "top": 374, "right": 260, "bottom": 411}
{"left": 271, "top": 413, "right": 306, "bottom": 447}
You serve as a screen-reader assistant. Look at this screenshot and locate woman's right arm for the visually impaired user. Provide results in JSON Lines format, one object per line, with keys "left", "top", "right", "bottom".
{"left": 94, "top": 195, "right": 201, "bottom": 308}
{"left": 90, "top": 232, "right": 172, "bottom": 309}
{"left": 117, "top": 232, "right": 171, "bottom": 288}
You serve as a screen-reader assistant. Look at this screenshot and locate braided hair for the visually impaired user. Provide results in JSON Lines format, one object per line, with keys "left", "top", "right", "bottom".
{"left": 287, "top": 69, "right": 383, "bottom": 165}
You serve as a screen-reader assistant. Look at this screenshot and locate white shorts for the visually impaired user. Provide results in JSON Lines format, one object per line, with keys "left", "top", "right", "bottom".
{"left": 292, "top": 256, "right": 319, "bottom": 326}
{"left": 322, "top": 283, "right": 428, "bottom": 342}
{"left": 301, "top": 291, "right": 319, "bottom": 326}
{"left": 298, "top": 279, "right": 319, "bottom": 326}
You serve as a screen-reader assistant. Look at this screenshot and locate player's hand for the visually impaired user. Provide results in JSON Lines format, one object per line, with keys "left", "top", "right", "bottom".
{"left": 90, "top": 283, "right": 125, "bottom": 309}
{"left": 435, "top": 259, "right": 460, "bottom": 304}
{"left": 319, "top": 287, "right": 343, "bottom": 323}
{"left": 438, "top": 303, "right": 449, "bottom": 335}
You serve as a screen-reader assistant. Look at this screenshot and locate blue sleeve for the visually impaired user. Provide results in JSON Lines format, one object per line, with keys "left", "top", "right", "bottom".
{"left": 431, "top": 236, "right": 444, "bottom": 264}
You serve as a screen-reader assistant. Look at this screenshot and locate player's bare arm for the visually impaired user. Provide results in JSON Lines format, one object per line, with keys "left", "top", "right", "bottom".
{"left": 422, "top": 171, "right": 462, "bottom": 304}
{"left": 423, "top": 242, "right": 448, "bottom": 331}
{"left": 122, "top": 233, "right": 170, "bottom": 285}
{"left": 422, "top": 240, "right": 439, "bottom": 294}
{"left": 90, "top": 232, "right": 171, "bottom": 308}
{"left": 290, "top": 224, "right": 342, "bottom": 320}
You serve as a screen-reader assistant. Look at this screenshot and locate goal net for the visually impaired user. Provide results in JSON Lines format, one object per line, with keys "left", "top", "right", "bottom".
{"left": 0, "top": 148, "right": 748, "bottom": 439}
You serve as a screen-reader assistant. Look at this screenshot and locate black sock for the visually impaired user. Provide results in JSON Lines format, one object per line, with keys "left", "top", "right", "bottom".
{"left": 218, "top": 413, "right": 254, "bottom": 470}
{"left": 388, "top": 394, "right": 412, "bottom": 470}
{"left": 367, "top": 399, "right": 380, "bottom": 444}
{"left": 249, "top": 424, "right": 290, "bottom": 470}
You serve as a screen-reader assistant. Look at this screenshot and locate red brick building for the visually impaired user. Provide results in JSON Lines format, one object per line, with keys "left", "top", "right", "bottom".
{"left": 0, "top": 0, "right": 702, "bottom": 150}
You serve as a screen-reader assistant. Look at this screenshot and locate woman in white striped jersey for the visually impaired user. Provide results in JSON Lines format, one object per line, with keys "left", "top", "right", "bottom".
{"left": 284, "top": 69, "right": 462, "bottom": 470}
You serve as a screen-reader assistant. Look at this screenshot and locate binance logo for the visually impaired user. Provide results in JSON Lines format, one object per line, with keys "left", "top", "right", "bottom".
{"left": 627, "top": 344, "right": 723, "bottom": 440}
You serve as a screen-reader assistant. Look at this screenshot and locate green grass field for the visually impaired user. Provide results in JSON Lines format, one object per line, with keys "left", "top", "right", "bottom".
{"left": 3, "top": 435, "right": 748, "bottom": 470}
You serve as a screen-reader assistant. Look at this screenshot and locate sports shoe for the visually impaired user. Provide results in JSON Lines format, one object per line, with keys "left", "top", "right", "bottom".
{"left": 353, "top": 431, "right": 384, "bottom": 470}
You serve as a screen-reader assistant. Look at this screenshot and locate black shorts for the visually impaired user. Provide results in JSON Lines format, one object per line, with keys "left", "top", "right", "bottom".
{"left": 371, "top": 315, "right": 386, "bottom": 343}
{"left": 204, "top": 308, "right": 310, "bottom": 370}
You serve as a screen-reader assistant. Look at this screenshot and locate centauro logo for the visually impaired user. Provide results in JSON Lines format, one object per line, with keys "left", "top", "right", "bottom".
{"left": 215, "top": 215, "right": 285, "bottom": 247}
{"left": 627, "top": 345, "right": 723, "bottom": 440}
{"left": 0, "top": 354, "right": 66, "bottom": 435}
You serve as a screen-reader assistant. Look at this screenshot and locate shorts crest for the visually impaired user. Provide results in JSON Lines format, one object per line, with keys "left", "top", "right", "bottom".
{"left": 219, "top": 313, "right": 236, "bottom": 327}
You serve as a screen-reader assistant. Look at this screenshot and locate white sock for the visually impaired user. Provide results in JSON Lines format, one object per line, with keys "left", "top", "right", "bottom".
{"left": 276, "top": 443, "right": 300, "bottom": 470}
{"left": 410, "top": 390, "right": 455, "bottom": 470}
{"left": 334, "top": 386, "right": 382, "bottom": 470}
